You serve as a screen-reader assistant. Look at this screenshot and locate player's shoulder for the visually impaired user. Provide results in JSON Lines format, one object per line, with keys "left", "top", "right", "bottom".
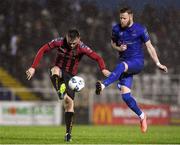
{"left": 79, "top": 41, "right": 93, "bottom": 52}
{"left": 79, "top": 41, "right": 89, "bottom": 49}
{"left": 133, "top": 23, "right": 149, "bottom": 39}
{"left": 51, "top": 37, "right": 64, "bottom": 43}
{"left": 133, "top": 23, "right": 147, "bottom": 31}
{"left": 112, "top": 23, "right": 121, "bottom": 32}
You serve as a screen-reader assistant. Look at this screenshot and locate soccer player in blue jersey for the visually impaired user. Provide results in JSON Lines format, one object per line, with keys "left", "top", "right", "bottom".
{"left": 95, "top": 7, "right": 168, "bottom": 133}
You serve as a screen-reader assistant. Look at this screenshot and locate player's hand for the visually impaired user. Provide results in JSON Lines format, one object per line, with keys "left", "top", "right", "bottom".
{"left": 26, "top": 67, "right": 35, "bottom": 80}
{"left": 102, "top": 69, "right": 111, "bottom": 77}
{"left": 111, "top": 40, "right": 127, "bottom": 52}
{"left": 156, "top": 63, "right": 168, "bottom": 73}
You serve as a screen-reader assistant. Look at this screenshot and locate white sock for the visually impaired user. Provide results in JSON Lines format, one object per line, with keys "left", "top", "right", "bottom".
{"left": 101, "top": 83, "right": 105, "bottom": 90}
{"left": 139, "top": 112, "right": 145, "bottom": 120}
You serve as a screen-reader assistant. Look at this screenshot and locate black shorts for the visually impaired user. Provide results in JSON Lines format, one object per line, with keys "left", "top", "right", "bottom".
{"left": 61, "top": 70, "right": 75, "bottom": 100}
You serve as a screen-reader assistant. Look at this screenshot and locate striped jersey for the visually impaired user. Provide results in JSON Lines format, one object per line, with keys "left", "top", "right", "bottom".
{"left": 31, "top": 37, "right": 106, "bottom": 75}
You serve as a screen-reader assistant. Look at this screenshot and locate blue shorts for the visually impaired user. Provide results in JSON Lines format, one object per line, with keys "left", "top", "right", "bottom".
{"left": 117, "top": 58, "right": 144, "bottom": 89}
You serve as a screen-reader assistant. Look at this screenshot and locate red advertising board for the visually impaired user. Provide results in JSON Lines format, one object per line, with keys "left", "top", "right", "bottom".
{"left": 93, "top": 103, "right": 170, "bottom": 125}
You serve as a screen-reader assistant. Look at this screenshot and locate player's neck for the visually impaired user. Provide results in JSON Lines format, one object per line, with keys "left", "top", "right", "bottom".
{"left": 128, "top": 21, "right": 134, "bottom": 28}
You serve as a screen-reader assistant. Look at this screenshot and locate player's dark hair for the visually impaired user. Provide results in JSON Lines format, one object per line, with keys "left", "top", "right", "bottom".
{"left": 120, "top": 7, "right": 133, "bottom": 14}
{"left": 67, "top": 29, "right": 80, "bottom": 39}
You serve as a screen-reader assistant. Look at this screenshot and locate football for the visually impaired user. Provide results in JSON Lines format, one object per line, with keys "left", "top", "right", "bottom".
{"left": 68, "top": 76, "right": 85, "bottom": 92}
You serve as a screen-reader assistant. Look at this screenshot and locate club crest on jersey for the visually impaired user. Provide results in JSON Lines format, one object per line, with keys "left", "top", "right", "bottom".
{"left": 119, "top": 32, "right": 123, "bottom": 36}
{"left": 132, "top": 33, "right": 137, "bottom": 36}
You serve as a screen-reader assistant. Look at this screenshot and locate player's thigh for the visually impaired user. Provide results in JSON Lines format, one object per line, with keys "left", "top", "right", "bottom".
{"left": 121, "top": 85, "right": 131, "bottom": 94}
{"left": 119, "top": 74, "right": 133, "bottom": 93}
{"left": 125, "top": 59, "right": 144, "bottom": 74}
{"left": 64, "top": 95, "right": 73, "bottom": 104}
{"left": 50, "top": 66, "right": 62, "bottom": 77}
{"left": 64, "top": 94, "right": 74, "bottom": 111}
{"left": 62, "top": 71, "right": 75, "bottom": 100}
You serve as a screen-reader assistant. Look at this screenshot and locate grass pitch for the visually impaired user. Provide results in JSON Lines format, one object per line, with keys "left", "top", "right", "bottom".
{"left": 0, "top": 125, "right": 180, "bottom": 144}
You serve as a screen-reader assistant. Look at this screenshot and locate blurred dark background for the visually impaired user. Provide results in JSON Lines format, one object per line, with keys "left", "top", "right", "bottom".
{"left": 0, "top": 0, "right": 179, "bottom": 85}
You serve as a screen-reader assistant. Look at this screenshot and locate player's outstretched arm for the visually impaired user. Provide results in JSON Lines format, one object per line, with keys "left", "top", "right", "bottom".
{"left": 145, "top": 40, "right": 168, "bottom": 73}
{"left": 82, "top": 45, "right": 111, "bottom": 77}
{"left": 26, "top": 67, "right": 35, "bottom": 80}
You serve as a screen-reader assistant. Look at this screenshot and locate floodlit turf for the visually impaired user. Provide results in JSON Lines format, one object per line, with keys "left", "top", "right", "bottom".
{"left": 0, "top": 125, "right": 180, "bottom": 144}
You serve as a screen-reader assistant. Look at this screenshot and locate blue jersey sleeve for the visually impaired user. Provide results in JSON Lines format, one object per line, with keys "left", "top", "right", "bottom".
{"left": 141, "top": 27, "right": 150, "bottom": 43}
{"left": 111, "top": 26, "right": 118, "bottom": 44}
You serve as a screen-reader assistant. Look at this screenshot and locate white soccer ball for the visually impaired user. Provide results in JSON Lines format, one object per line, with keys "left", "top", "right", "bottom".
{"left": 68, "top": 76, "right": 85, "bottom": 92}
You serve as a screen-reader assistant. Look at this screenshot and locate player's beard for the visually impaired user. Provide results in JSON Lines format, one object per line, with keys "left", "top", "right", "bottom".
{"left": 121, "top": 19, "right": 131, "bottom": 28}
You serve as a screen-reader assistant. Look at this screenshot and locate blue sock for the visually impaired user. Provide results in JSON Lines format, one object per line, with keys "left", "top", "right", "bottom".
{"left": 103, "top": 63, "right": 125, "bottom": 87}
{"left": 122, "top": 93, "right": 142, "bottom": 116}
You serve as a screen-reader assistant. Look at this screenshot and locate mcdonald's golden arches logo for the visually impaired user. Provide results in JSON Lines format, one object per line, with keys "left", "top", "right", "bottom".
{"left": 93, "top": 104, "right": 112, "bottom": 124}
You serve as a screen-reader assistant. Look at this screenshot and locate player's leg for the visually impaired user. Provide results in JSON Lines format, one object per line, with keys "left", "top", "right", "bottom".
{"left": 96, "top": 62, "right": 128, "bottom": 95}
{"left": 62, "top": 71, "right": 75, "bottom": 142}
{"left": 63, "top": 89, "right": 75, "bottom": 142}
{"left": 120, "top": 75, "right": 147, "bottom": 133}
{"left": 49, "top": 66, "right": 66, "bottom": 99}
{"left": 64, "top": 94, "right": 74, "bottom": 142}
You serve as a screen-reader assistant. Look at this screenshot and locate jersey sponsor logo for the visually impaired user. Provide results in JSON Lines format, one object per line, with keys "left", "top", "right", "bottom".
{"left": 57, "top": 49, "right": 77, "bottom": 60}
{"left": 58, "top": 51, "right": 76, "bottom": 60}
{"left": 124, "top": 41, "right": 138, "bottom": 45}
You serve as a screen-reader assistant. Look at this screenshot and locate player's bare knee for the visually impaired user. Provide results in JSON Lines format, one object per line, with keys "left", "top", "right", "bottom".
{"left": 121, "top": 85, "right": 131, "bottom": 94}
{"left": 64, "top": 102, "right": 74, "bottom": 112}
{"left": 64, "top": 96, "right": 74, "bottom": 111}
{"left": 50, "top": 66, "right": 62, "bottom": 77}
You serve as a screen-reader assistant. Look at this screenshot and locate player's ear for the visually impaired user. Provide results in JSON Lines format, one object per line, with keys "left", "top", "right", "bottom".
{"left": 130, "top": 13, "right": 133, "bottom": 18}
{"left": 130, "top": 14, "right": 133, "bottom": 21}
{"left": 77, "top": 37, "right": 80, "bottom": 43}
{"left": 66, "top": 35, "right": 69, "bottom": 42}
